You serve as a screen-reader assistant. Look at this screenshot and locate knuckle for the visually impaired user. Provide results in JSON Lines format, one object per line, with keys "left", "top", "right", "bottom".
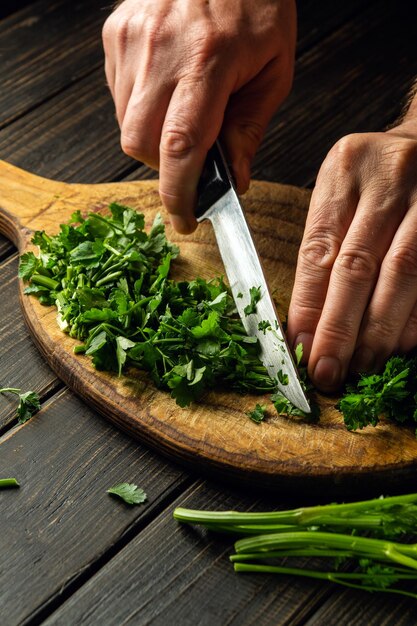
{"left": 300, "top": 231, "right": 340, "bottom": 270}
{"left": 235, "top": 119, "right": 264, "bottom": 150}
{"left": 364, "top": 316, "right": 399, "bottom": 345}
{"left": 404, "top": 313, "right": 417, "bottom": 337}
{"left": 389, "top": 243, "right": 417, "bottom": 278}
{"left": 113, "top": 15, "right": 132, "bottom": 50}
{"left": 186, "top": 28, "right": 229, "bottom": 71}
{"left": 335, "top": 248, "right": 379, "bottom": 281}
{"left": 120, "top": 129, "right": 142, "bottom": 160}
{"left": 160, "top": 123, "right": 200, "bottom": 159}
{"left": 102, "top": 16, "right": 114, "bottom": 46}
{"left": 400, "top": 314, "right": 417, "bottom": 351}
{"left": 319, "top": 320, "right": 356, "bottom": 347}
{"left": 323, "top": 134, "right": 365, "bottom": 174}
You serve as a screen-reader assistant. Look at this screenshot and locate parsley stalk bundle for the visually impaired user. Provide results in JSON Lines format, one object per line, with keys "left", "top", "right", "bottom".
{"left": 174, "top": 493, "right": 417, "bottom": 598}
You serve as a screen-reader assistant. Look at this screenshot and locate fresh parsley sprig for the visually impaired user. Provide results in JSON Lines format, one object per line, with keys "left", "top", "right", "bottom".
{"left": 107, "top": 483, "right": 147, "bottom": 505}
{"left": 174, "top": 492, "right": 417, "bottom": 598}
{"left": 338, "top": 354, "right": 417, "bottom": 431}
{"left": 0, "top": 388, "right": 41, "bottom": 423}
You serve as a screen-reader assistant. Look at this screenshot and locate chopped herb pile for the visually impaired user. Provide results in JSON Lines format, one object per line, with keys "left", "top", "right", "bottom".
{"left": 174, "top": 492, "right": 417, "bottom": 598}
{"left": 0, "top": 478, "right": 20, "bottom": 489}
{"left": 19, "top": 204, "right": 285, "bottom": 409}
{"left": 338, "top": 354, "right": 417, "bottom": 431}
{"left": 0, "top": 388, "right": 41, "bottom": 423}
{"left": 107, "top": 482, "right": 147, "bottom": 505}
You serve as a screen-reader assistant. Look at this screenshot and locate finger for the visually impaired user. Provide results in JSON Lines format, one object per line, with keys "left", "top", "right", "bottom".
{"left": 399, "top": 300, "right": 417, "bottom": 353}
{"left": 221, "top": 57, "right": 294, "bottom": 194}
{"left": 352, "top": 201, "right": 417, "bottom": 370}
{"left": 287, "top": 151, "right": 360, "bottom": 362}
{"left": 159, "top": 71, "right": 234, "bottom": 234}
{"left": 120, "top": 74, "right": 175, "bottom": 169}
{"left": 104, "top": 57, "right": 116, "bottom": 101}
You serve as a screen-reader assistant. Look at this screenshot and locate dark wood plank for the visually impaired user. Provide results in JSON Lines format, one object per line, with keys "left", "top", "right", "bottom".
{"left": 0, "top": 1, "right": 34, "bottom": 20}
{"left": 304, "top": 587, "right": 417, "bottom": 626}
{"left": 0, "top": 389, "right": 189, "bottom": 625}
{"left": 0, "top": 237, "right": 14, "bottom": 260}
{"left": 0, "top": 255, "right": 58, "bottom": 430}
{"left": 0, "top": 0, "right": 111, "bottom": 259}
{"left": 0, "top": 0, "right": 110, "bottom": 129}
{"left": 0, "top": 70, "right": 133, "bottom": 184}
{"left": 43, "top": 482, "right": 335, "bottom": 626}
{"left": 296, "top": 0, "right": 369, "bottom": 54}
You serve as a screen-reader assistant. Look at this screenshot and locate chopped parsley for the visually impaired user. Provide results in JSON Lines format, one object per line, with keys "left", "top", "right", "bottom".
{"left": 243, "top": 286, "right": 262, "bottom": 316}
{"left": 19, "top": 206, "right": 281, "bottom": 409}
{"left": 246, "top": 403, "right": 266, "bottom": 424}
{"left": 258, "top": 320, "right": 271, "bottom": 334}
{"left": 107, "top": 483, "right": 147, "bottom": 505}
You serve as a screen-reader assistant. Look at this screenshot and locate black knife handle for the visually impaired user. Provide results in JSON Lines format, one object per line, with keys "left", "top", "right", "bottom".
{"left": 195, "top": 141, "right": 232, "bottom": 220}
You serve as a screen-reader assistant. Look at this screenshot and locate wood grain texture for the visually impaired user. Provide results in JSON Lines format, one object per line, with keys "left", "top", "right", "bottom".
{"left": 2, "top": 160, "right": 417, "bottom": 491}
{"left": 0, "top": 388, "right": 188, "bottom": 625}
{"left": 44, "top": 481, "right": 335, "bottom": 626}
{"left": 0, "top": 255, "right": 59, "bottom": 430}
{"left": 0, "top": 0, "right": 110, "bottom": 129}
{"left": 304, "top": 587, "right": 417, "bottom": 626}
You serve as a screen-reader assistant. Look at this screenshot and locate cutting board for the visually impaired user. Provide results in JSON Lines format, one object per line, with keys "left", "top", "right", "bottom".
{"left": 1, "top": 159, "right": 417, "bottom": 493}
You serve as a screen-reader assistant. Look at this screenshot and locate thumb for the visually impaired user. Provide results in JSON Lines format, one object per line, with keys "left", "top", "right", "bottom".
{"left": 221, "top": 58, "right": 293, "bottom": 194}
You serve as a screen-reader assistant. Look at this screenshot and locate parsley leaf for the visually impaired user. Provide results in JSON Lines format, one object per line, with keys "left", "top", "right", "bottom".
{"left": 258, "top": 320, "right": 271, "bottom": 334}
{"left": 0, "top": 388, "right": 41, "bottom": 423}
{"left": 107, "top": 483, "right": 147, "bottom": 505}
{"left": 246, "top": 404, "right": 267, "bottom": 423}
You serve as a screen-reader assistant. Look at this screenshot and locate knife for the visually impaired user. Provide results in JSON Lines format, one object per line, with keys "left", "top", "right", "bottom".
{"left": 196, "top": 141, "right": 310, "bottom": 413}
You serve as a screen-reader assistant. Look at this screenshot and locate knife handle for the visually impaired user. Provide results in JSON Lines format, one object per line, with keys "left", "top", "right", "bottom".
{"left": 195, "top": 141, "right": 232, "bottom": 221}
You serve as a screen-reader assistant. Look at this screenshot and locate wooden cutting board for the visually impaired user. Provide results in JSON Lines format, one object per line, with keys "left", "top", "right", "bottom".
{"left": 1, "top": 159, "right": 417, "bottom": 493}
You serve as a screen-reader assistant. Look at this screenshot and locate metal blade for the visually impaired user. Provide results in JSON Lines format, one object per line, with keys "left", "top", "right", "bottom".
{"left": 197, "top": 187, "right": 311, "bottom": 413}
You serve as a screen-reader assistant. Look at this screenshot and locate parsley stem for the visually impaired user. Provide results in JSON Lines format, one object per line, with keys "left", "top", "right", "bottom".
{"left": 0, "top": 387, "right": 20, "bottom": 395}
{"left": 31, "top": 274, "right": 59, "bottom": 290}
{"left": 95, "top": 271, "right": 123, "bottom": 287}
{"left": 0, "top": 478, "right": 20, "bottom": 488}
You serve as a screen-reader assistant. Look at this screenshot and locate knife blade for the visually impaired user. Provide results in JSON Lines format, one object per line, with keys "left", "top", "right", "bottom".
{"left": 196, "top": 141, "right": 310, "bottom": 413}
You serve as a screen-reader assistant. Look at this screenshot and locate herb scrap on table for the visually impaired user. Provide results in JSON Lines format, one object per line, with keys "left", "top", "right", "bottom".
{"left": 107, "top": 483, "right": 147, "bottom": 505}
{"left": 0, "top": 387, "right": 41, "bottom": 423}
{"left": 0, "top": 478, "right": 20, "bottom": 489}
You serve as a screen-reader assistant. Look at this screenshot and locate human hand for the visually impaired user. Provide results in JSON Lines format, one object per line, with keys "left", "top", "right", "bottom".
{"left": 102, "top": 0, "right": 296, "bottom": 233}
{"left": 287, "top": 117, "right": 417, "bottom": 393}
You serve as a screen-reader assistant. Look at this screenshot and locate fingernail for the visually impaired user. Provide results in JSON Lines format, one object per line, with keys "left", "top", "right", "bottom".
{"left": 350, "top": 346, "right": 376, "bottom": 374}
{"left": 169, "top": 214, "right": 195, "bottom": 235}
{"left": 313, "top": 356, "right": 342, "bottom": 390}
{"left": 294, "top": 333, "right": 313, "bottom": 363}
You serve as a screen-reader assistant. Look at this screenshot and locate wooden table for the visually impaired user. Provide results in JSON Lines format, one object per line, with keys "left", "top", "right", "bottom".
{"left": 1, "top": 1, "right": 416, "bottom": 624}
